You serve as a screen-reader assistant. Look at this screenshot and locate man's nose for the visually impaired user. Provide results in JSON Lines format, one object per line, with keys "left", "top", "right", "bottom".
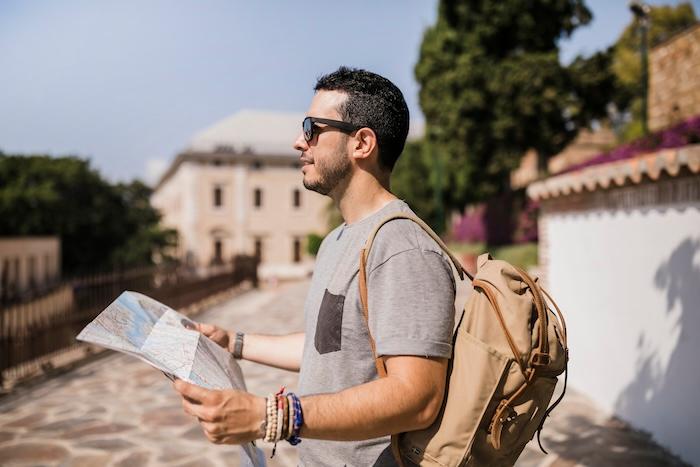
{"left": 293, "top": 132, "right": 308, "bottom": 152}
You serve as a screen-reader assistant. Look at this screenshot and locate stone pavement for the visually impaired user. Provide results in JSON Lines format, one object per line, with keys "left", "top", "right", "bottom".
{"left": 0, "top": 279, "right": 690, "bottom": 466}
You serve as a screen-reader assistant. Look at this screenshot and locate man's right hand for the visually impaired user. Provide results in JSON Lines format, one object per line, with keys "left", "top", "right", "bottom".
{"left": 194, "top": 322, "right": 234, "bottom": 353}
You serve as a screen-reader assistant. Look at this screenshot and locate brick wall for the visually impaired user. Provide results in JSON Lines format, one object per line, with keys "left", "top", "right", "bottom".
{"left": 649, "top": 23, "right": 700, "bottom": 132}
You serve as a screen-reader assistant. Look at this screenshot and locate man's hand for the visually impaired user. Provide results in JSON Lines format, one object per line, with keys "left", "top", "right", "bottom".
{"left": 193, "top": 322, "right": 233, "bottom": 352}
{"left": 174, "top": 380, "right": 266, "bottom": 445}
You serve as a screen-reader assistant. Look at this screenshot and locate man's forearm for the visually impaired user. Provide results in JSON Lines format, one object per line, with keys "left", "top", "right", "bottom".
{"left": 300, "top": 356, "right": 447, "bottom": 440}
{"left": 241, "top": 332, "right": 305, "bottom": 372}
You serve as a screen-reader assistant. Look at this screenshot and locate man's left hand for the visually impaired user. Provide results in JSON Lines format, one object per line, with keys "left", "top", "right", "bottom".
{"left": 173, "top": 380, "right": 266, "bottom": 445}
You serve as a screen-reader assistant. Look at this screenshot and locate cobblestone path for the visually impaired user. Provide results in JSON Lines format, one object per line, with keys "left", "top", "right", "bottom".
{"left": 0, "top": 279, "right": 689, "bottom": 466}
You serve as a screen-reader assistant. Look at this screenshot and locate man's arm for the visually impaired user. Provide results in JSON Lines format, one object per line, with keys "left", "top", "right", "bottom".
{"left": 241, "top": 332, "right": 305, "bottom": 372}
{"left": 195, "top": 323, "right": 304, "bottom": 372}
{"left": 174, "top": 354, "right": 447, "bottom": 444}
{"left": 301, "top": 355, "right": 448, "bottom": 439}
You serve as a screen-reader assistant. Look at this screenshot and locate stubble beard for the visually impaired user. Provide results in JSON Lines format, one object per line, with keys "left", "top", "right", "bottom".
{"left": 302, "top": 143, "right": 352, "bottom": 196}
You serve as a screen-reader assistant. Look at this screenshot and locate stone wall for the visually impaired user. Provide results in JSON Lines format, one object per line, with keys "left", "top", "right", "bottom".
{"left": 649, "top": 23, "right": 700, "bottom": 132}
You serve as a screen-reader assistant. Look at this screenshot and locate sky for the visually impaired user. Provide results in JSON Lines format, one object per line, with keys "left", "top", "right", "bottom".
{"left": 1, "top": 0, "right": 698, "bottom": 185}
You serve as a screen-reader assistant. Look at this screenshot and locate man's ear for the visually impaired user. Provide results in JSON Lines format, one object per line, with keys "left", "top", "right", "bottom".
{"left": 351, "top": 127, "right": 378, "bottom": 161}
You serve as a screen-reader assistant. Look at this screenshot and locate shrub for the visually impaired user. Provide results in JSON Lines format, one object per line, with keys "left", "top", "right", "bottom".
{"left": 306, "top": 233, "right": 323, "bottom": 257}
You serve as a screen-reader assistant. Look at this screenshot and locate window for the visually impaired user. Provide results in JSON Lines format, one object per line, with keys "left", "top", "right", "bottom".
{"left": 251, "top": 160, "right": 263, "bottom": 170}
{"left": 254, "top": 188, "right": 263, "bottom": 208}
{"left": 213, "top": 240, "right": 223, "bottom": 264}
{"left": 213, "top": 186, "right": 223, "bottom": 208}
{"left": 254, "top": 238, "right": 263, "bottom": 261}
{"left": 293, "top": 238, "right": 302, "bottom": 263}
{"left": 293, "top": 189, "right": 301, "bottom": 208}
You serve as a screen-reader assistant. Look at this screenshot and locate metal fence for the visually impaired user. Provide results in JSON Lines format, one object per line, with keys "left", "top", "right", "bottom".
{"left": 0, "top": 255, "right": 258, "bottom": 385}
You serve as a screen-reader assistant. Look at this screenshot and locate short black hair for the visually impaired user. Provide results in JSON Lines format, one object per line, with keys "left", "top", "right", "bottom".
{"left": 314, "top": 66, "right": 410, "bottom": 172}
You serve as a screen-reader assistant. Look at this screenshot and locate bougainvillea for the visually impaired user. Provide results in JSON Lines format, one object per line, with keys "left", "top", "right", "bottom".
{"left": 562, "top": 114, "right": 700, "bottom": 174}
{"left": 451, "top": 204, "right": 487, "bottom": 244}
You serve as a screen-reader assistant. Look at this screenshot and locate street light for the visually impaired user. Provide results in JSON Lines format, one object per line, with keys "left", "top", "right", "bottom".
{"left": 630, "top": 0, "right": 651, "bottom": 135}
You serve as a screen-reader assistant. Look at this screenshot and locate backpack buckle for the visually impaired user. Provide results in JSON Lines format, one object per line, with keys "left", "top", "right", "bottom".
{"left": 530, "top": 352, "right": 551, "bottom": 367}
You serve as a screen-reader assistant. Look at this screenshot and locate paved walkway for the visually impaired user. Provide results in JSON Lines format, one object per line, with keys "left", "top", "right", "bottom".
{"left": 0, "top": 279, "right": 690, "bottom": 466}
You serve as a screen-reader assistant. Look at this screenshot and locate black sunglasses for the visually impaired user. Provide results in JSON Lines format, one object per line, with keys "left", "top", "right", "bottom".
{"left": 302, "top": 117, "right": 362, "bottom": 142}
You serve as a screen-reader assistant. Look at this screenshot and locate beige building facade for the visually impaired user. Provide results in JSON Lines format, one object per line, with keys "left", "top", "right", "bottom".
{"left": 151, "top": 110, "right": 329, "bottom": 279}
{"left": 0, "top": 236, "right": 61, "bottom": 301}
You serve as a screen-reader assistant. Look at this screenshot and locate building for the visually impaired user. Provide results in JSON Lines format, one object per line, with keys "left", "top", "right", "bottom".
{"left": 0, "top": 236, "right": 61, "bottom": 302}
{"left": 526, "top": 24, "right": 700, "bottom": 464}
{"left": 510, "top": 127, "right": 617, "bottom": 189}
{"left": 151, "top": 110, "right": 329, "bottom": 279}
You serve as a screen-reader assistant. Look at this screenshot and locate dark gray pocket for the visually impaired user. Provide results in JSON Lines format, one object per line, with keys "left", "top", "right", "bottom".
{"left": 314, "top": 289, "right": 344, "bottom": 354}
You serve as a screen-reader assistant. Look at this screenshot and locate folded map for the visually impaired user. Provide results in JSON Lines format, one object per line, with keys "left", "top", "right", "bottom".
{"left": 77, "top": 290, "right": 266, "bottom": 467}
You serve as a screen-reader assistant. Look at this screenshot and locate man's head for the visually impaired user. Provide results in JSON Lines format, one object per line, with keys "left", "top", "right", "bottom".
{"left": 294, "top": 67, "right": 410, "bottom": 197}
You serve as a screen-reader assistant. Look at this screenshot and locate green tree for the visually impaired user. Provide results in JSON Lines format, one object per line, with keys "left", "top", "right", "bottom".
{"left": 414, "top": 0, "right": 593, "bottom": 215}
{"left": 611, "top": 3, "right": 696, "bottom": 141}
{"left": 0, "top": 153, "right": 176, "bottom": 275}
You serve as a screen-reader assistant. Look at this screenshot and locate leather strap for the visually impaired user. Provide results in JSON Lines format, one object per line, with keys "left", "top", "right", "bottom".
{"left": 472, "top": 279, "right": 528, "bottom": 377}
{"left": 361, "top": 213, "right": 473, "bottom": 282}
{"left": 358, "top": 213, "right": 470, "bottom": 467}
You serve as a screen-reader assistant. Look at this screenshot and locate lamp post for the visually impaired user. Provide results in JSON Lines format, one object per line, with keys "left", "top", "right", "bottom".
{"left": 630, "top": 0, "right": 650, "bottom": 136}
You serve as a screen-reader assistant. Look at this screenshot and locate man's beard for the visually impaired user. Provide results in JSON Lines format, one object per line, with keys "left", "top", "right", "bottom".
{"left": 303, "top": 145, "right": 352, "bottom": 196}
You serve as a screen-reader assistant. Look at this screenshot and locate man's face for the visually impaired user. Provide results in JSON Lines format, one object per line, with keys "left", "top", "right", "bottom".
{"left": 293, "top": 90, "right": 352, "bottom": 197}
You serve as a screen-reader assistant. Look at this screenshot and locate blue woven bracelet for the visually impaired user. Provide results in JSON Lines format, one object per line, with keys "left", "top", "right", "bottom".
{"left": 287, "top": 392, "right": 303, "bottom": 446}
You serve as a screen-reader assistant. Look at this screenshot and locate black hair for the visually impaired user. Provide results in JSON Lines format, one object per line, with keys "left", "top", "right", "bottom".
{"left": 314, "top": 66, "right": 410, "bottom": 172}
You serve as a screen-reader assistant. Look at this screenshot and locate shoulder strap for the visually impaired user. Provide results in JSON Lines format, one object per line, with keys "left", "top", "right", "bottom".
{"left": 357, "top": 213, "right": 472, "bottom": 467}
{"left": 361, "top": 213, "right": 473, "bottom": 282}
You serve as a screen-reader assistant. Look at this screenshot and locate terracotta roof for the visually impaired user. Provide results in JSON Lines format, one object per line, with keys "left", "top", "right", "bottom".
{"left": 527, "top": 144, "right": 700, "bottom": 201}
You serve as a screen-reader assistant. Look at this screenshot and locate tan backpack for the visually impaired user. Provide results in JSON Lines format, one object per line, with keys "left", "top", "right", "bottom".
{"left": 358, "top": 214, "right": 568, "bottom": 467}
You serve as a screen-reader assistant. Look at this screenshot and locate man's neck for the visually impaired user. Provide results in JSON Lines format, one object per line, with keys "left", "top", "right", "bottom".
{"left": 333, "top": 172, "right": 397, "bottom": 225}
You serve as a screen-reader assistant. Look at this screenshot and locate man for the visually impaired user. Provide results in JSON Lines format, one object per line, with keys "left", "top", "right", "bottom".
{"left": 174, "top": 66, "right": 456, "bottom": 466}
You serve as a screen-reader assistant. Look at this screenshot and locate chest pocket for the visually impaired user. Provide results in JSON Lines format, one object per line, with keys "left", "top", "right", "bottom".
{"left": 314, "top": 289, "right": 345, "bottom": 354}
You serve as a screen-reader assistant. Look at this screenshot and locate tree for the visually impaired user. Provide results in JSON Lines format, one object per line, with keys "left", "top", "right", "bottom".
{"left": 392, "top": 140, "right": 442, "bottom": 229}
{"left": 611, "top": 3, "right": 696, "bottom": 141}
{"left": 0, "top": 153, "right": 176, "bottom": 275}
{"left": 414, "top": 0, "right": 593, "bottom": 215}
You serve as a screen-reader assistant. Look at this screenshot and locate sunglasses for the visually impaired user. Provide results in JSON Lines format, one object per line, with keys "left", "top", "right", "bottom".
{"left": 302, "top": 116, "right": 363, "bottom": 142}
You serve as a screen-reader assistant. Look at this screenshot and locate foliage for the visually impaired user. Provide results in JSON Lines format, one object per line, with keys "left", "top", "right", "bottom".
{"left": 306, "top": 233, "right": 324, "bottom": 257}
{"left": 513, "top": 199, "right": 539, "bottom": 244}
{"left": 414, "top": 0, "right": 593, "bottom": 210}
{"left": 448, "top": 241, "right": 539, "bottom": 270}
{"left": 612, "top": 3, "right": 696, "bottom": 141}
{"left": 0, "top": 153, "right": 177, "bottom": 275}
{"left": 391, "top": 140, "right": 444, "bottom": 230}
{"left": 451, "top": 204, "right": 487, "bottom": 244}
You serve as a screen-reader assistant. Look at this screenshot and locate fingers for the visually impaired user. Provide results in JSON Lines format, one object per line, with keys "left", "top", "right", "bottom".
{"left": 195, "top": 322, "right": 217, "bottom": 335}
{"left": 173, "top": 380, "right": 217, "bottom": 405}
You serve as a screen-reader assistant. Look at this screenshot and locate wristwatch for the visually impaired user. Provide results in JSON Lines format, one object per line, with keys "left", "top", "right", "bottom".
{"left": 233, "top": 332, "right": 245, "bottom": 359}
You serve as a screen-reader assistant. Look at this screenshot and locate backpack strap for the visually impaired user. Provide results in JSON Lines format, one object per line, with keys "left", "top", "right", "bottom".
{"left": 357, "top": 213, "right": 470, "bottom": 467}
{"left": 361, "top": 213, "right": 473, "bottom": 282}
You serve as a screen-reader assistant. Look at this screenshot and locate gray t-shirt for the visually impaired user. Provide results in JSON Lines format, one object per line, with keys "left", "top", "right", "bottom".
{"left": 298, "top": 199, "right": 456, "bottom": 467}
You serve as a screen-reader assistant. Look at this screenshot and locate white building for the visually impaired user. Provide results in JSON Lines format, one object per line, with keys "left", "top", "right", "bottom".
{"left": 151, "top": 110, "right": 329, "bottom": 280}
{"left": 528, "top": 145, "right": 700, "bottom": 464}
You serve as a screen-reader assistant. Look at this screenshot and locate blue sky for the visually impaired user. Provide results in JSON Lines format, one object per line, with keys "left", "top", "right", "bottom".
{"left": 1, "top": 0, "right": 697, "bottom": 184}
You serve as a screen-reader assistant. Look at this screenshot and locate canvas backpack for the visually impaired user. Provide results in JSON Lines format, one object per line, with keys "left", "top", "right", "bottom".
{"left": 358, "top": 213, "right": 569, "bottom": 467}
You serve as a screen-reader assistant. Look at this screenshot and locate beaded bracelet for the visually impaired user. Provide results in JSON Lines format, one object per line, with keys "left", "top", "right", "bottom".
{"left": 262, "top": 388, "right": 304, "bottom": 457}
{"left": 264, "top": 393, "right": 277, "bottom": 443}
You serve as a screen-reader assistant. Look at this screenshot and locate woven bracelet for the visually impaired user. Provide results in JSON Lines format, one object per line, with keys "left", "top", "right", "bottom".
{"left": 287, "top": 392, "right": 303, "bottom": 446}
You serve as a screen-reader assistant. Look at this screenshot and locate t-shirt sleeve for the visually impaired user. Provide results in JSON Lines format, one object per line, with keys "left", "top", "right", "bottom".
{"left": 366, "top": 248, "right": 456, "bottom": 358}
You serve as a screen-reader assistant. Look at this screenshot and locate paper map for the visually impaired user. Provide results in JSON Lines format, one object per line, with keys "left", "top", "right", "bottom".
{"left": 77, "top": 291, "right": 266, "bottom": 467}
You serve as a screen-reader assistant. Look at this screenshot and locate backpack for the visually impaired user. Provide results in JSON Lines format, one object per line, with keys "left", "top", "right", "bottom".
{"left": 358, "top": 214, "right": 569, "bottom": 467}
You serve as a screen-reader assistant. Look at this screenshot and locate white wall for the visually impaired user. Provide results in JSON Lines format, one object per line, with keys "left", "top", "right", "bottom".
{"left": 545, "top": 201, "right": 700, "bottom": 464}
